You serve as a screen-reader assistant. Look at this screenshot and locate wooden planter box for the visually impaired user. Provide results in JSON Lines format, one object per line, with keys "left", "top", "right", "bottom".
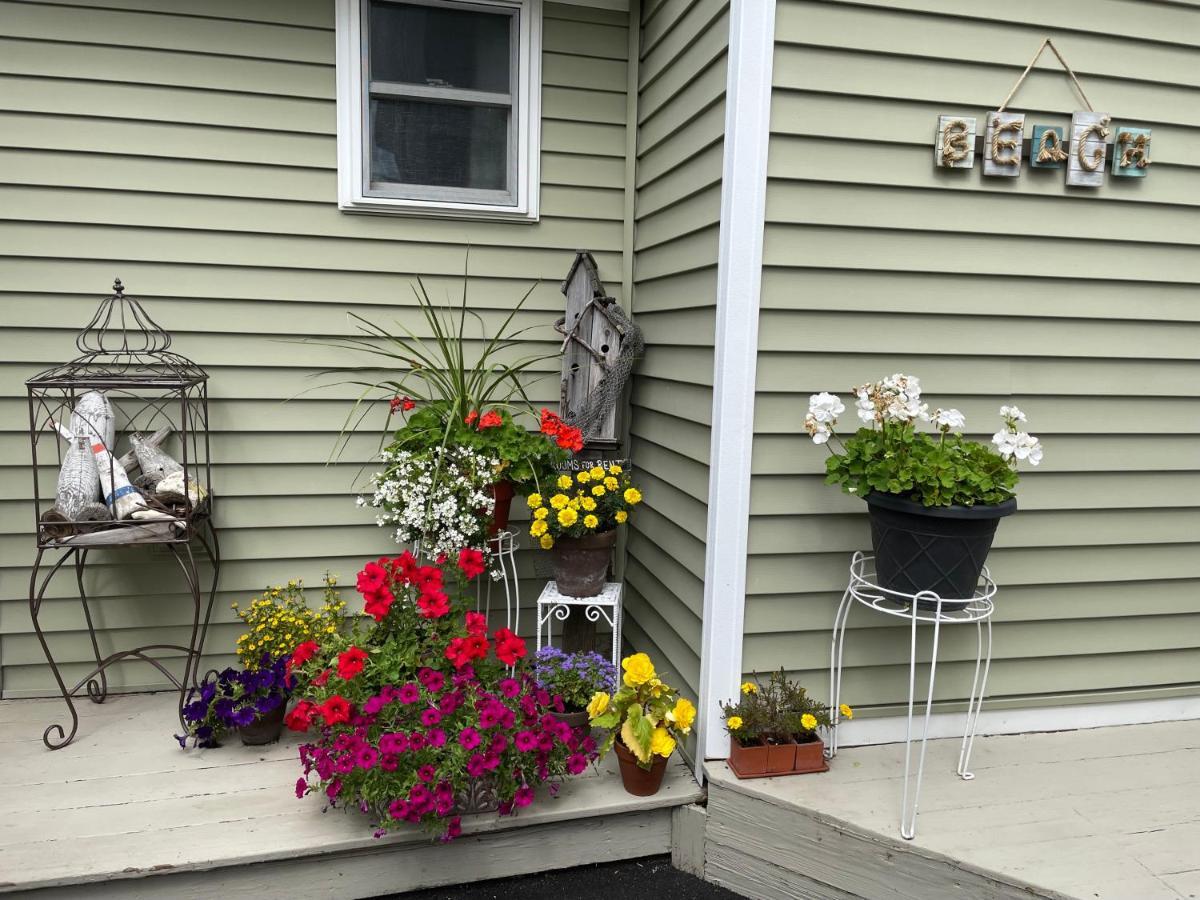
{"left": 727, "top": 736, "right": 829, "bottom": 779}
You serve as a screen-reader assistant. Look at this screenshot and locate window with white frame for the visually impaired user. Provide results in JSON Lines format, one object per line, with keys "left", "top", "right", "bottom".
{"left": 335, "top": 0, "right": 541, "bottom": 220}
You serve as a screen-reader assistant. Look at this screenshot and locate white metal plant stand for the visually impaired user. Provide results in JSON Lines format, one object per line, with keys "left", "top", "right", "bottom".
{"left": 536, "top": 581, "right": 623, "bottom": 685}
{"left": 480, "top": 529, "right": 521, "bottom": 636}
{"left": 827, "top": 551, "right": 996, "bottom": 840}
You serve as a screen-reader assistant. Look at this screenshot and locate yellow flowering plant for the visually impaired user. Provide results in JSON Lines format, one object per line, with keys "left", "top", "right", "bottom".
{"left": 720, "top": 669, "right": 846, "bottom": 747}
{"left": 587, "top": 652, "right": 696, "bottom": 770}
{"left": 527, "top": 465, "right": 642, "bottom": 549}
{"left": 232, "top": 574, "right": 346, "bottom": 669}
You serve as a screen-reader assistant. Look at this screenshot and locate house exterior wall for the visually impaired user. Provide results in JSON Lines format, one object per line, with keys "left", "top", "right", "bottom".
{"left": 623, "top": 0, "right": 729, "bottom": 707}
{"left": 0, "top": 0, "right": 633, "bottom": 695}
{"left": 745, "top": 0, "right": 1200, "bottom": 715}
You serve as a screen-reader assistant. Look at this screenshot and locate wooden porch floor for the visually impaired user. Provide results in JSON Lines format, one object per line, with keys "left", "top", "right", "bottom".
{"left": 0, "top": 692, "right": 703, "bottom": 898}
{"left": 705, "top": 719, "right": 1200, "bottom": 900}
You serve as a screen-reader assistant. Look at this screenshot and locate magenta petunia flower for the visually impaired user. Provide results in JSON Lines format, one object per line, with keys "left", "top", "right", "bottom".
{"left": 420, "top": 708, "right": 442, "bottom": 727}
{"left": 398, "top": 683, "right": 420, "bottom": 704}
{"left": 427, "top": 728, "right": 447, "bottom": 748}
{"left": 458, "top": 727, "right": 482, "bottom": 750}
{"left": 514, "top": 785, "right": 534, "bottom": 808}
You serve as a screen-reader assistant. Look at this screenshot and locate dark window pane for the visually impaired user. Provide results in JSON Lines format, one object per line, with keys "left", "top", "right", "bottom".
{"left": 369, "top": 97, "right": 508, "bottom": 191}
{"left": 370, "top": 1, "right": 511, "bottom": 94}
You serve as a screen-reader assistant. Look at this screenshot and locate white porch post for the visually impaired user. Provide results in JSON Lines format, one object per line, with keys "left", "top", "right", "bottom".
{"left": 696, "top": 0, "right": 776, "bottom": 767}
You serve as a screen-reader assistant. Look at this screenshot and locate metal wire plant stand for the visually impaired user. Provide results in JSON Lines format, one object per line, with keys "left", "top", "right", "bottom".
{"left": 827, "top": 551, "right": 996, "bottom": 840}
{"left": 24, "top": 280, "right": 220, "bottom": 750}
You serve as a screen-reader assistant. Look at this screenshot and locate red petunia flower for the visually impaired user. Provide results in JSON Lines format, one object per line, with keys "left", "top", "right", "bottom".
{"left": 320, "top": 695, "right": 352, "bottom": 725}
{"left": 336, "top": 646, "right": 368, "bottom": 680}
{"left": 493, "top": 627, "right": 527, "bottom": 666}
{"left": 416, "top": 589, "right": 451, "bottom": 619}
{"left": 288, "top": 640, "right": 320, "bottom": 670}
{"left": 312, "top": 668, "right": 331, "bottom": 687}
{"left": 285, "top": 700, "right": 316, "bottom": 732}
{"left": 458, "top": 548, "right": 486, "bottom": 580}
{"left": 362, "top": 584, "right": 395, "bottom": 622}
{"left": 357, "top": 561, "right": 389, "bottom": 595}
{"left": 478, "top": 410, "right": 503, "bottom": 430}
{"left": 465, "top": 611, "right": 488, "bottom": 637}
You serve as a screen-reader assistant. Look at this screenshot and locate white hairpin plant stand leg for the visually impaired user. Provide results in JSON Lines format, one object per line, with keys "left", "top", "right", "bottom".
{"left": 827, "top": 551, "right": 996, "bottom": 840}
{"left": 479, "top": 530, "right": 521, "bottom": 673}
{"left": 535, "top": 581, "right": 623, "bottom": 688}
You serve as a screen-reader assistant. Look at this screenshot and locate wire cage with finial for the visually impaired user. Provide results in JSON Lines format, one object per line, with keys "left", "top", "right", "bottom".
{"left": 25, "top": 279, "right": 215, "bottom": 547}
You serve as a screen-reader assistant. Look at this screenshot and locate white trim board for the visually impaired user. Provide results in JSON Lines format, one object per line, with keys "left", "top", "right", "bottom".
{"left": 833, "top": 695, "right": 1200, "bottom": 748}
{"left": 696, "top": 0, "right": 777, "bottom": 771}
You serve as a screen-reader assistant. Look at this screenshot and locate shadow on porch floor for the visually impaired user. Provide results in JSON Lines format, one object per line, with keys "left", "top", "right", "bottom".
{"left": 0, "top": 692, "right": 703, "bottom": 898}
{"left": 704, "top": 719, "right": 1200, "bottom": 900}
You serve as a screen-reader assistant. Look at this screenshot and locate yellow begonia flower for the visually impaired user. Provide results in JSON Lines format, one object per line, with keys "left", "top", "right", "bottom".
{"left": 530, "top": 520, "right": 548, "bottom": 537}
{"left": 667, "top": 697, "right": 697, "bottom": 735}
{"left": 800, "top": 713, "right": 818, "bottom": 731}
{"left": 608, "top": 465, "right": 623, "bottom": 475}
{"left": 550, "top": 494, "right": 569, "bottom": 510}
{"left": 581, "top": 496, "right": 597, "bottom": 511}
{"left": 726, "top": 716, "right": 743, "bottom": 731}
{"left": 534, "top": 507, "right": 549, "bottom": 520}
{"left": 741, "top": 681, "right": 758, "bottom": 695}
{"left": 539, "top": 533, "right": 555, "bottom": 550}
{"left": 650, "top": 728, "right": 676, "bottom": 759}
{"left": 583, "top": 515, "right": 599, "bottom": 529}
{"left": 604, "top": 477, "right": 618, "bottom": 490}
{"left": 558, "top": 507, "right": 579, "bottom": 527}
{"left": 839, "top": 704, "right": 854, "bottom": 720}
{"left": 615, "top": 511, "right": 628, "bottom": 524}
{"left": 586, "top": 691, "right": 610, "bottom": 719}
{"left": 589, "top": 466, "right": 605, "bottom": 479}
{"left": 526, "top": 493, "right": 543, "bottom": 509}
{"left": 557, "top": 475, "right": 573, "bottom": 490}
{"left": 622, "top": 652, "right": 656, "bottom": 687}
{"left": 591, "top": 485, "right": 606, "bottom": 497}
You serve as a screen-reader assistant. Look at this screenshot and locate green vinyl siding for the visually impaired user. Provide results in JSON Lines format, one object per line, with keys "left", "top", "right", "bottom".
{"left": 0, "top": 0, "right": 632, "bottom": 696}
{"left": 623, "top": 0, "right": 728, "bottom": 706}
{"left": 747, "top": 0, "right": 1200, "bottom": 715}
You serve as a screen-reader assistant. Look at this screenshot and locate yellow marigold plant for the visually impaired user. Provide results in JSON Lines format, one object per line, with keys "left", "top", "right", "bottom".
{"left": 587, "top": 652, "right": 695, "bottom": 770}
{"left": 721, "top": 668, "right": 845, "bottom": 747}
{"left": 232, "top": 574, "right": 345, "bottom": 668}
{"left": 527, "top": 465, "right": 643, "bottom": 549}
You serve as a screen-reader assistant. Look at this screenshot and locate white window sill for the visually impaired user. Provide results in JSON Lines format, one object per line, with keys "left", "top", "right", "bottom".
{"left": 338, "top": 195, "right": 540, "bottom": 223}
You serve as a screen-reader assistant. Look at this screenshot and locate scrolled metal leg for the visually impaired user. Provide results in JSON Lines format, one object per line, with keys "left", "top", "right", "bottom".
{"left": 74, "top": 548, "right": 108, "bottom": 703}
{"left": 190, "top": 521, "right": 221, "bottom": 691}
{"left": 957, "top": 618, "right": 993, "bottom": 780}
{"left": 167, "top": 541, "right": 203, "bottom": 729}
{"left": 29, "top": 549, "right": 80, "bottom": 750}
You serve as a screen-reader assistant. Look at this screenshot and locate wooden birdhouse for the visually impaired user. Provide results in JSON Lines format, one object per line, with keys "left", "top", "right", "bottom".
{"left": 556, "top": 252, "right": 640, "bottom": 454}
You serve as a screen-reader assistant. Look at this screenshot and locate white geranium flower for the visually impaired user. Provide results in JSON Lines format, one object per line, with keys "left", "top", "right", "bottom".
{"left": 855, "top": 388, "right": 877, "bottom": 424}
{"left": 1013, "top": 432, "right": 1043, "bottom": 466}
{"left": 932, "top": 408, "right": 966, "bottom": 431}
{"left": 992, "top": 429, "right": 1018, "bottom": 460}
{"left": 803, "top": 413, "right": 832, "bottom": 445}
{"left": 999, "top": 405, "right": 1026, "bottom": 422}
{"left": 807, "top": 392, "right": 845, "bottom": 424}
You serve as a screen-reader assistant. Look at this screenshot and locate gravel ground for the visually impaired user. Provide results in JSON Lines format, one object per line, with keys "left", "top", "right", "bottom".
{"left": 383, "top": 855, "right": 739, "bottom": 899}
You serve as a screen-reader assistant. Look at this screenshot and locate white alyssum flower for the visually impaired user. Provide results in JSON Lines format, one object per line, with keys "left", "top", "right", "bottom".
{"left": 931, "top": 407, "right": 966, "bottom": 431}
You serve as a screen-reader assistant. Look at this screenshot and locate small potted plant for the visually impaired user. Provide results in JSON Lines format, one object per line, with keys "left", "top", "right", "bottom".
{"left": 528, "top": 461, "right": 642, "bottom": 597}
{"left": 805, "top": 375, "right": 1044, "bottom": 606}
{"left": 721, "top": 670, "right": 847, "bottom": 778}
{"left": 587, "top": 653, "right": 695, "bottom": 796}
{"left": 533, "top": 646, "right": 617, "bottom": 729}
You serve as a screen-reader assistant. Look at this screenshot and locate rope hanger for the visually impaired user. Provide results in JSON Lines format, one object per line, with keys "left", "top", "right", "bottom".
{"left": 997, "top": 38, "right": 1095, "bottom": 113}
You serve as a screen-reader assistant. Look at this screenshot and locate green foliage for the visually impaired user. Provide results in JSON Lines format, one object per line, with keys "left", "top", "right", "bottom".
{"left": 721, "top": 670, "right": 837, "bottom": 747}
{"left": 825, "top": 427, "right": 1017, "bottom": 508}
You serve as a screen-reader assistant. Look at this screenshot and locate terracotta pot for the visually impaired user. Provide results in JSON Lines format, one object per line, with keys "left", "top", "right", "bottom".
{"left": 727, "top": 736, "right": 828, "bottom": 779}
{"left": 239, "top": 703, "right": 285, "bottom": 746}
{"left": 552, "top": 708, "right": 591, "bottom": 730}
{"left": 793, "top": 737, "right": 829, "bottom": 774}
{"left": 614, "top": 741, "right": 668, "bottom": 796}
{"left": 489, "top": 481, "right": 516, "bottom": 535}
{"left": 552, "top": 530, "right": 618, "bottom": 597}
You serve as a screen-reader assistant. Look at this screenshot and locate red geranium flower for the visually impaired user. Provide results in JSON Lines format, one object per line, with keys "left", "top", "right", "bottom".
{"left": 389, "top": 396, "right": 415, "bottom": 414}
{"left": 465, "top": 410, "right": 479, "bottom": 425}
{"left": 539, "top": 408, "right": 561, "bottom": 436}
{"left": 458, "top": 548, "right": 486, "bottom": 580}
{"left": 320, "top": 695, "right": 352, "bottom": 725}
{"left": 336, "top": 646, "right": 368, "bottom": 680}
{"left": 478, "top": 410, "right": 503, "bottom": 430}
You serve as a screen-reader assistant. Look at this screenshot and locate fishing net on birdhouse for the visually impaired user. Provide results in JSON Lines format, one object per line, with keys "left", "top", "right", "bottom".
{"left": 558, "top": 298, "right": 643, "bottom": 441}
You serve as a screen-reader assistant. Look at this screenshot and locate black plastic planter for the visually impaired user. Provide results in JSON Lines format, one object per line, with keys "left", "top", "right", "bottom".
{"left": 865, "top": 492, "right": 1017, "bottom": 610}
